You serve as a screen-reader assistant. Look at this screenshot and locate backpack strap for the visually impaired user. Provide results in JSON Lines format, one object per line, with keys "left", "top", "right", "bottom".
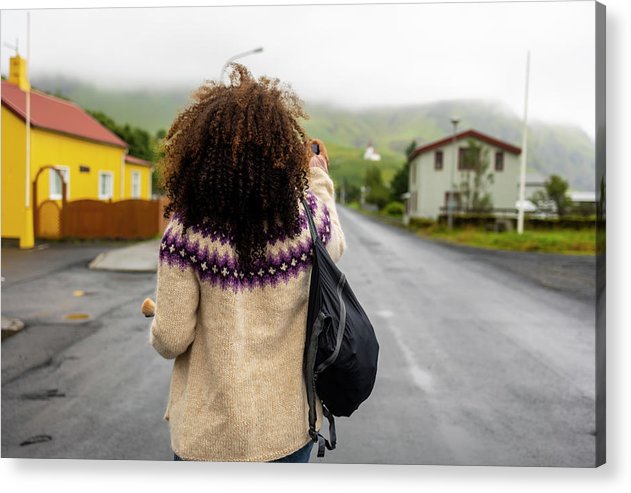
{"left": 305, "top": 311, "right": 337, "bottom": 457}
{"left": 302, "top": 196, "right": 321, "bottom": 248}
{"left": 305, "top": 311, "right": 326, "bottom": 440}
{"left": 315, "top": 407, "right": 337, "bottom": 458}
{"left": 302, "top": 198, "right": 337, "bottom": 458}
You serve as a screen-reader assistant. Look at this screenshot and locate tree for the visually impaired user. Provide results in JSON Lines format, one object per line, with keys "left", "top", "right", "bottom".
{"left": 340, "top": 178, "right": 361, "bottom": 204}
{"left": 152, "top": 129, "right": 167, "bottom": 196}
{"left": 87, "top": 110, "right": 157, "bottom": 162}
{"left": 389, "top": 139, "right": 417, "bottom": 201}
{"left": 531, "top": 174, "right": 573, "bottom": 217}
{"left": 88, "top": 110, "right": 167, "bottom": 195}
{"left": 364, "top": 166, "right": 390, "bottom": 210}
{"left": 458, "top": 139, "right": 494, "bottom": 212}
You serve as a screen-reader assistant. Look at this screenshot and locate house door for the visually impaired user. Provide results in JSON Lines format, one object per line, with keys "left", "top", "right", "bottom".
{"left": 444, "top": 191, "right": 462, "bottom": 211}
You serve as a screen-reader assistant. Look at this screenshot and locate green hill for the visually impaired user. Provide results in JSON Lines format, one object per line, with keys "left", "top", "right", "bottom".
{"left": 32, "top": 75, "right": 596, "bottom": 191}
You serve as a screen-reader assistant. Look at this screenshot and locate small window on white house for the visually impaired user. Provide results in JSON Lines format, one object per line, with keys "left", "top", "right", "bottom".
{"left": 434, "top": 151, "right": 444, "bottom": 170}
{"left": 49, "top": 166, "right": 70, "bottom": 200}
{"left": 131, "top": 171, "right": 141, "bottom": 198}
{"left": 495, "top": 152, "right": 504, "bottom": 171}
{"left": 98, "top": 171, "right": 114, "bottom": 200}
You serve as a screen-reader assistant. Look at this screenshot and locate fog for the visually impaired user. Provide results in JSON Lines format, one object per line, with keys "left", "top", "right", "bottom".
{"left": 1, "top": 1, "right": 595, "bottom": 138}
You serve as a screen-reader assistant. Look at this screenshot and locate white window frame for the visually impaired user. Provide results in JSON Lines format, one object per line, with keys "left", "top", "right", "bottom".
{"left": 131, "top": 170, "right": 141, "bottom": 199}
{"left": 49, "top": 165, "right": 70, "bottom": 200}
{"left": 98, "top": 171, "right": 114, "bottom": 200}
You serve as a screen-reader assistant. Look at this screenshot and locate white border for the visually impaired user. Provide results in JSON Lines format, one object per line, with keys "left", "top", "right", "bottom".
{"left": 1, "top": 1, "right": 629, "bottom": 493}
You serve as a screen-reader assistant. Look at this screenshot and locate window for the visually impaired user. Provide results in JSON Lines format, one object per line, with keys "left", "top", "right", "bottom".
{"left": 131, "top": 171, "right": 141, "bottom": 198}
{"left": 49, "top": 166, "right": 70, "bottom": 200}
{"left": 458, "top": 147, "right": 480, "bottom": 171}
{"left": 98, "top": 171, "right": 114, "bottom": 200}
{"left": 434, "top": 151, "right": 443, "bottom": 170}
{"left": 495, "top": 151, "right": 504, "bottom": 171}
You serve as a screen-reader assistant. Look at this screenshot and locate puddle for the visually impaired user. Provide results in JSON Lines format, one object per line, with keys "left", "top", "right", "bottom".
{"left": 65, "top": 313, "right": 90, "bottom": 320}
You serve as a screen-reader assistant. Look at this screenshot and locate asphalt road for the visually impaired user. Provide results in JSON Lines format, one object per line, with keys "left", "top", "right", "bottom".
{"left": 1, "top": 208, "right": 596, "bottom": 465}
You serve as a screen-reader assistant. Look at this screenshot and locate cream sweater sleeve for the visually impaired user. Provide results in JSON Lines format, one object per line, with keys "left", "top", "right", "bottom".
{"left": 150, "top": 220, "right": 200, "bottom": 359}
{"left": 307, "top": 160, "right": 347, "bottom": 262}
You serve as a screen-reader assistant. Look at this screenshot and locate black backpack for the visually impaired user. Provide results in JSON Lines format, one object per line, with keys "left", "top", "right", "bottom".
{"left": 302, "top": 199, "right": 379, "bottom": 457}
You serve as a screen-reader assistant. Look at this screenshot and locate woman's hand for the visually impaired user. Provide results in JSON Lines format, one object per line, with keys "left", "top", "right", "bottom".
{"left": 142, "top": 297, "right": 156, "bottom": 317}
{"left": 309, "top": 138, "right": 329, "bottom": 172}
{"left": 309, "top": 138, "right": 329, "bottom": 163}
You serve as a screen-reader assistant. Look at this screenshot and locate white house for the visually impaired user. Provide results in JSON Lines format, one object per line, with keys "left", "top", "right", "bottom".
{"left": 407, "top": 129, "right": 522, "bottom": 219}
{"left": 363, "top": 140, "right": 381, "bottom": 161}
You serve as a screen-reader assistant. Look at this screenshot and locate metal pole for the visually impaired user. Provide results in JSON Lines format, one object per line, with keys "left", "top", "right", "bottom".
{"left": 220, "top": 47, "right": 263, "bottom": 82}
{"left": 447, "top": 117, "right": 459, "bottom": 230}
{"left": 20, "top": 11, "right": 35, "bottom": 248}
{"left": 25, "top": 12, "right": 31, "bottom": 209}
{"left": 517, "top": 51, "right": 531, "bottom": 234}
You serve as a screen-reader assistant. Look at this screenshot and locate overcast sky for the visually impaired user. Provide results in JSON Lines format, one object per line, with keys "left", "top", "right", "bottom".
{"left": 1, "top": 1, "right": 595, "bottom": 138}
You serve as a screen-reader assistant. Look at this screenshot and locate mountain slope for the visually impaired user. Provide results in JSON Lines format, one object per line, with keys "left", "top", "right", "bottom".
{"left": 32, "top": 76, "right": 596, "bottom": 191}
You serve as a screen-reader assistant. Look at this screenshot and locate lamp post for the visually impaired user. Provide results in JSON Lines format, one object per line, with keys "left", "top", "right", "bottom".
{"left": 447, "top": 116, "right": 460, "bottom": 230}
{"left": 517, "top": 51, "right": 531, "bottom": 234}
{"left": 220, "top": 47, "right": 264, "bottom": 82}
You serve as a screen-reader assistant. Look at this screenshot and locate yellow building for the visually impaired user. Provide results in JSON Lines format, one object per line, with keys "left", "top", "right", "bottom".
{"left": 2, "top": 54, "right": 153, "bottom": 247}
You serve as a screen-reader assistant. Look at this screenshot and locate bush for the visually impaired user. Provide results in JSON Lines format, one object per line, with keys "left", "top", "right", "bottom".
{"left": 382, "top": 201, "right": 405, "bottom": 217}
{"left": 436, "top": 213, "right": 497, "bottom": 228}
{"left": 409, "top": 217, "right": 436, "bottom": 230}
{"left": 525, "top": 216, "right": 597, "bottom": 230}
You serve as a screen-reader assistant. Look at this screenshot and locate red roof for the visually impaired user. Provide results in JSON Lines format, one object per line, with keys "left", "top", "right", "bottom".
{"left": 1, "top": 80, "right": 127, "bottom": 149}
{"left": 125, "top": 155, "right": 153, "bottom": 167}
{"left": 409, "top": 129, "right": 521, "bottom": 161}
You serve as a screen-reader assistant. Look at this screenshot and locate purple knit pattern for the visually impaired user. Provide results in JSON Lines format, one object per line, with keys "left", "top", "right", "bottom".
{"left": 159, "top": 192, "right": 331, "bottom": 291}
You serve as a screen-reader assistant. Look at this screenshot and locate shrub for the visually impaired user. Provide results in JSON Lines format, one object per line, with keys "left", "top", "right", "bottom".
{"left": 382, "top": 201, "right": 405, "bottom": 217}
{"left": 409, "top": 217, "right": 436, "bottom": 230}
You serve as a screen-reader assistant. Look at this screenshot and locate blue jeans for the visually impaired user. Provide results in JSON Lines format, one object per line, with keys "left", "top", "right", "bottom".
{"left": 173, "top": 440, "right": 314, "bottom": 463}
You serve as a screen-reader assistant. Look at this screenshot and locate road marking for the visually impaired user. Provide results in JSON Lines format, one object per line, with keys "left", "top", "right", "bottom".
{"left": 376, "top": 309, "right": 433, "bottom": 392}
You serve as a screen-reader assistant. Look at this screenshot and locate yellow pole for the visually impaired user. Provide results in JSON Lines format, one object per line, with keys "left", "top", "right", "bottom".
{"left": 20, "top": 11, "right": 34, "bottom": 249}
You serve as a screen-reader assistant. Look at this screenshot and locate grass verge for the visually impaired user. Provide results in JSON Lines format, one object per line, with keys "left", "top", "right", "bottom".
{"left": 418, "top": 225, "right": 596, "bottom": 255}
{"left": 344, "top": 203, "right": 596, "bottom": 255}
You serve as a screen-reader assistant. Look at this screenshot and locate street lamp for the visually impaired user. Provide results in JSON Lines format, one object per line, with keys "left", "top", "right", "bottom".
{"left": 219, "top": 47, "right": 264, "bottom": 82}
{"left": 447, "top": 116, "right": 460, "bottom": 230}
{"left": 517, "top": 51, "right": 531, "bottom": 235}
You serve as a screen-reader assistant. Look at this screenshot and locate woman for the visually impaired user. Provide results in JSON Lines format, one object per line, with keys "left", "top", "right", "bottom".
{"left": 149, "top": 64, "right": 346, "bottom": 462}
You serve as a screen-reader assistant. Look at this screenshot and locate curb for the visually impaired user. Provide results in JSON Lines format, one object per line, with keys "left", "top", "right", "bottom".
{"left": 88, "top": 239, "right": 159, "bottom": 273}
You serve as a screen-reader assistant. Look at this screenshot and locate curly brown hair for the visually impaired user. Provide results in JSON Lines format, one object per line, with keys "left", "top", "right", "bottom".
{"left": 161, "top": 64, "right": 310, "bottom": 270}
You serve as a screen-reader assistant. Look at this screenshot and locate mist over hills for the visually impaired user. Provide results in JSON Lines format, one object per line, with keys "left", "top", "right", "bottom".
{"left": 32, "top": 75, "right": 596, "bottom": 191}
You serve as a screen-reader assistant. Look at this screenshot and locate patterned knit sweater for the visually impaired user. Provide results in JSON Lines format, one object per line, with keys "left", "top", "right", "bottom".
{"left": 149, "top": 165, "right": 346, "bottom": 462}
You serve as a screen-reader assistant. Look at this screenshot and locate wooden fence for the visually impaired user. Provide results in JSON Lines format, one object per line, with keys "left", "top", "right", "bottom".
{"left": 35, "top": 197, "right": 171, "bottom": 240}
